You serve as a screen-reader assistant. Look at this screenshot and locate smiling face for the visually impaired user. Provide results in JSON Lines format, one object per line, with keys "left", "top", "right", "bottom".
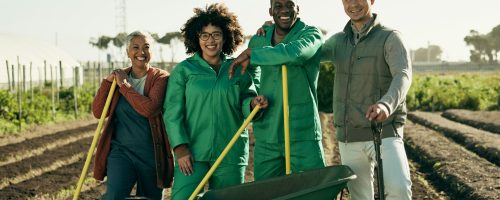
{"left": 269, "top": 0, "right": 299, "bottom": 33}
{"left": 199, "top": 24, "right": 224, "bottom": 62}
{"left": 127, "top": 36, "right": 152, "bottom": 69}
{"left": 342, "top": 0, "right": 374, "bottom": 25}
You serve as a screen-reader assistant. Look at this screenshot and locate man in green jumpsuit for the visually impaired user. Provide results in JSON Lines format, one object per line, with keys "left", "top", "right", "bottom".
{"left": 229, "top": 0, "right": 326, "bottom": 181}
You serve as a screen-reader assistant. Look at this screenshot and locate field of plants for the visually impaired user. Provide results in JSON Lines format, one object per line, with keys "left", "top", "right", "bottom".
{"left": 0, "top": 69, "right": 499, "bottom": 199}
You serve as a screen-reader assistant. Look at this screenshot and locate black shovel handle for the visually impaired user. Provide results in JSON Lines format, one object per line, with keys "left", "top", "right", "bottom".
{"left": 371, "top": 121, "right": 385, "bottom": 200}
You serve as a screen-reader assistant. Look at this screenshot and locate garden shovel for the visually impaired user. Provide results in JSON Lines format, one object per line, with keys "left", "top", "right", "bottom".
{"left": 282, "top": 64, "right": 291, "bottom": 175}
{"left": 371, "top": 121, "right": 385, "bottom": 200}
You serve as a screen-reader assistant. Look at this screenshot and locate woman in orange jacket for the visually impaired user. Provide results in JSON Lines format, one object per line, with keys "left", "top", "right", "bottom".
{"left": 92, "top": 30, "right": 173, "bottom": 200}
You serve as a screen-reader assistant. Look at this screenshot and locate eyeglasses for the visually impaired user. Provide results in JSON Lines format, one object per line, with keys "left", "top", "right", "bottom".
{"left": 199, "top": 31, "right": 223, "bottom": 41}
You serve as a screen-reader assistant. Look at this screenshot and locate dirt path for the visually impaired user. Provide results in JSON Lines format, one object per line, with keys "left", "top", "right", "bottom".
{"left": 1, "top": 111, "right": 499, "bottom": 199}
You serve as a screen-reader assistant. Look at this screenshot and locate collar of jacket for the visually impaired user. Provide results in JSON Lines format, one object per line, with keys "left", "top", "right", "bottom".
{"left": 343, "top": 13, "right": 382, "bottom": 44}
{"left": 122, "top": 66, "right": 156, "bottom": 77}
{"left": 264, "top": 18, "right": 306, "bottom": 44}
{"left": 190, "top": 51, "right": 231, "bottom": 69}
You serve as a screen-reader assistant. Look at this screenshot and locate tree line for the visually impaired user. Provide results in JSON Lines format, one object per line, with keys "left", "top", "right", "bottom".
{"left": 90, "top": 25, "right": 500, "bottom": 65}
{"left": 465, "top": 24, "right": 500, "bottom": 64}
{"left": 89, "top": 32, "right": 183, "bottom": 63}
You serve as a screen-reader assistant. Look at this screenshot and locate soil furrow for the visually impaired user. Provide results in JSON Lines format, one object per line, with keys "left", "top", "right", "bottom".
{"left": 0, "top": 137, "right": 91, "bottom": 189}
{"left": 0, "top": 123, "right": 96, "bottom": 165}
{"left": 2, "top": 112, "right": 498, "bottom": 199}
{"left": 319, "top": 113, "right": 448, "bottom": 200}
{"left": 404, "top": 121, "right": 500, "bottom": 200}
{"left": 408, "top": 111, "right": 500, "bottom": 166}
{"left": 0, "top": 133, "right": 93, "bottom": 167}
{"left": 442, "top": 109, "right": 500, "bottom": 134}
{"left": 0, "top": 158, "right": 91, "bottom": 199}
{"left": 0, "top": 116, "right": 96, "bottom": 147}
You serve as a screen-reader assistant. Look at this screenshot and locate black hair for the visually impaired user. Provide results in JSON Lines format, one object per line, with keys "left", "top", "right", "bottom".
{"left": 181, "top": 3, "right": 243, "bottom": 55}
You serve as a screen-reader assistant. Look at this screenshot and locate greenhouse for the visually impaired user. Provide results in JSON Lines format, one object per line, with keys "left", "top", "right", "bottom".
{"left": 0, "top": 33, "right": 82, "bottom": 89}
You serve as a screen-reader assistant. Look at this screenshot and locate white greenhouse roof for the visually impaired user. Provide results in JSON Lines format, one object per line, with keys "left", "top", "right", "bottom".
{"left": 0, "top": 33, "right": 80, "bottom": 68}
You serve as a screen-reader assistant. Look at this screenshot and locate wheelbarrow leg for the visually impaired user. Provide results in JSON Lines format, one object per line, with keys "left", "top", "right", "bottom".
{"left": 371, "top": 121, "right": 384, "bottom": 200}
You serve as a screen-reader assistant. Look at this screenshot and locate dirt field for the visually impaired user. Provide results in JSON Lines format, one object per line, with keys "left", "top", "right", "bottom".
{"left": 0, "top": 110, "right": 499, "bottom": 199}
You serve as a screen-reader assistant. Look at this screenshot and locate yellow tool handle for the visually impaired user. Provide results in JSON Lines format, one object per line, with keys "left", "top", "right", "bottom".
{"left": 73, "top": 79, "right": 117, "bottom": 200}
{"left": 188, "top": 105, "right": 262, "bottom": 200}
{"left": 282, "top": 64, "right": 291, "bottom": 175}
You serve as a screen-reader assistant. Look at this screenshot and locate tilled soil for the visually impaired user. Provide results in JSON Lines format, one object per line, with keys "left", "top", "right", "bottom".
{"left": 442, "top": 109, "right": 500, "bottom": 134}
{"left": 0, "top": 110, "right": 499, "bottom": 199}
{"left": 408, "top": 111, "right": 500, "bottom": 166}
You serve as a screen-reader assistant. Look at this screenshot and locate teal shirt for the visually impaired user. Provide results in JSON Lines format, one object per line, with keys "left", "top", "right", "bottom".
{"left": 163, "top": 53, "right": 256, "bottom": 165}
{"left": 248, "top": 19, "right": 323, "bottom": 143}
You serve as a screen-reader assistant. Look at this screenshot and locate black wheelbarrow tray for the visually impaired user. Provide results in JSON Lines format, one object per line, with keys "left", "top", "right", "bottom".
{"left": 198, "top": 165, "right": 356, "bottom": 200}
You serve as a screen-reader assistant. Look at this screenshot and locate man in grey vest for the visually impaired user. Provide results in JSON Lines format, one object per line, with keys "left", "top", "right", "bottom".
{"left": 322, "top": 0, "right": 413, "bottom": 199}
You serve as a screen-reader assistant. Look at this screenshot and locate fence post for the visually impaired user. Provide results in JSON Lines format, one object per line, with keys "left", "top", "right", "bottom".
{"left": 11, "top": 65, "right": 15, "bottom": 91}
{"left": 44, "top": 60, "right": 47, "bottom": 86}
{"left": 17, "top": 57, "right": 22, "bottom": 132}
{"left": 30, "top": 62, "right": 33, "bottom": 101}
{"left": 55, "top": 63, "right": 59, "bottom": 106}
{"left": 39, "top": 66, "right": 43, "bottom": 93}
{"left": 59, "top": 60, "right": 64, "bottom": 88}
{"left": 98, "top": 62, "right": 102, "bottom": 84}
{"left": 74, "top": 67, "right": 79, "bottom": 118}
{"left": 6, "top": 60, "right": 11, "bottom": 92}
{"left": 22, "top": 64, "right": 26, "bottom": 93}
{"left": 51, "top": 65, "right": 56, "bottom": 121}
{"left": 93, "top": 62, "right": 97, "bottom": 91}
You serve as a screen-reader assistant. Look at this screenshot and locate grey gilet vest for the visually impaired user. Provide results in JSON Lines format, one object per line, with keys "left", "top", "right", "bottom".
{"left": 332, "top": 17, "right": 407, "bottom": 143}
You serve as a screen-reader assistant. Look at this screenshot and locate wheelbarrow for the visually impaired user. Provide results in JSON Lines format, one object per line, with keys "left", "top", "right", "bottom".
{"left": 197, "top": 165, "right": 356, "bottom": 200}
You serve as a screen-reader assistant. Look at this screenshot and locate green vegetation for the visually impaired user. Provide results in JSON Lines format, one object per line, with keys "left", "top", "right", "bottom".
{"left": 316, "top": 61, "right": 500, "bottom": 112}
{"left": 407, "top": 73, "right": 500, "bottom": 111}
{"left": 0, "top": 85, "right": 95, "bottom": 135}
{"left": 2, "top": 63, "right": 499, "bottom": 134}
{"left": 317, "top": 61, "right": 334, "bottom": 113}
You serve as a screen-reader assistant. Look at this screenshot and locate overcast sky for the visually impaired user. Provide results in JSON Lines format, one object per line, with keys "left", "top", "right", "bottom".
{"left": 2, "top": 0, "right": 500, "bottom": 63}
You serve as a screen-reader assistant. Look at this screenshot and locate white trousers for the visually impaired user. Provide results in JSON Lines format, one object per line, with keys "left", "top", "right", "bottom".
{"left": 339, "top": 137, "right": 412, "bottom": 200}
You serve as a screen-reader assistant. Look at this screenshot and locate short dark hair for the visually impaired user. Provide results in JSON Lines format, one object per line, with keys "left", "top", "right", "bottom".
{"left": 270, "top": 0, "right": 298, "bottom": 6}
{"left": 181, "top": 3, "right": 243, "bottom": 55}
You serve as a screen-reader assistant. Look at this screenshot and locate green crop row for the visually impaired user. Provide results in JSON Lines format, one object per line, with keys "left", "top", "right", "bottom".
{"left": 0, "top": 85, "right": 95, "bottom": 134}
{"left": 407, "top": 73, "right": 500, "bottom": 111}
{"left": 316, "top": 62, "right": 500, "bottom": 112}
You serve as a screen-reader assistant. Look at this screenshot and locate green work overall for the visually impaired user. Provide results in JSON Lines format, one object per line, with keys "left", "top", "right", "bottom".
{"left": 163, "top": 53, "right": 258, "bottom": 200}
{"left": 248, "top": 19, "right": 326, "bottom": 180}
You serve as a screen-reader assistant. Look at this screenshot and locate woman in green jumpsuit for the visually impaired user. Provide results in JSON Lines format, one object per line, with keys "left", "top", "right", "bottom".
{"left": 162, "top": 3, "right": 268, "bottom": 200}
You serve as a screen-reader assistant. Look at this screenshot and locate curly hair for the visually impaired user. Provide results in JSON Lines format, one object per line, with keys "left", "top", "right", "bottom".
{"left": 181, "top": 3, "right": 243, "bottom": 55}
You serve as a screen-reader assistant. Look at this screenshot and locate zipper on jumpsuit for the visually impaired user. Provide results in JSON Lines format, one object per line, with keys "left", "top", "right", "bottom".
{"left": 210, "top": 68, "right": 219, "bottom": 162}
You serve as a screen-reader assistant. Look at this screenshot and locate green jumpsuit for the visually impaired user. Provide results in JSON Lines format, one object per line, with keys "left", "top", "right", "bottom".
{"left": 248, "top": 19, "right": 326, "bottom": 180}
{"left": 163, "top": 53, "right": 257, "bottom": 200}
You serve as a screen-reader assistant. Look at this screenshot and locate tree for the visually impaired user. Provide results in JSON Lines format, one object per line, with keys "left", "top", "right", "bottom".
{"left": 157, "top": 32, "right": 183, "bottom": 63}
{"left": 89, "top": 35, "right": 112, "bottom": 62}
{"left": 489, "top": 25, "right": 500, "bottom": 62}
{"left": 464, "top": 30, "right": 494, "bottom": 64}
{"left": 112, "top": 32, "right": 127, "bottom": 49}
{"left": 112, "top": 32, "right": 128, "bottom": 61}
{"left": 413, "top": 45, "right": 442, "bottom": 62}
{"left": 89, "top": 35, "right": 112, "bottom": 50}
